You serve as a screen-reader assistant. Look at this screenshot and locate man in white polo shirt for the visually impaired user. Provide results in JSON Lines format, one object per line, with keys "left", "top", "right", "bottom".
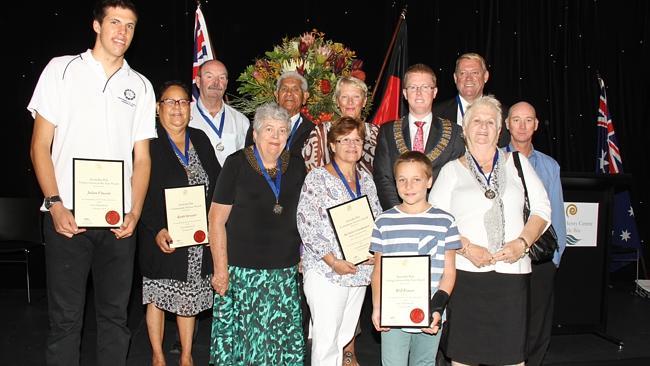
{"left": 27, "top": 1, "right": 156, "bottom": 365}
{"left": 190, "top": 59, "right": 249, "bottom": 166}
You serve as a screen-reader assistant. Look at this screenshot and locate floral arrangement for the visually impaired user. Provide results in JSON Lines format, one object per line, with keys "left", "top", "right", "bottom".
{"left": 231, "top": 30, "right": 368, "bottom": 123}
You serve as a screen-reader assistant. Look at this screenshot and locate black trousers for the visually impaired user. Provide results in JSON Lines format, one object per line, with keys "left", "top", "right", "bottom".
{"left": 43, "top": 214, "right": 136, "bottom": 366}
{"left": 527, "top": 261, "right": 557, "bottom": 366}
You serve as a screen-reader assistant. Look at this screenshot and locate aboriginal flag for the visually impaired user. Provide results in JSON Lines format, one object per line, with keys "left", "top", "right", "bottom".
{"left": 371, "top": 16, "right": 408, "bottom": 126}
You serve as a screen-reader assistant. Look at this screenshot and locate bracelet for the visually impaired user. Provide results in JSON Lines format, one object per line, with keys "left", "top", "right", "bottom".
{"left": 518, "top": 236, "right": 529, "bottom": 248}
{"left": 518, "top": 237, "right": 530, "bottom": 258}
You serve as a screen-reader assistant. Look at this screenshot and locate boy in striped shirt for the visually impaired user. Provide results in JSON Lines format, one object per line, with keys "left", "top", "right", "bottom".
{"left": 370, "top": 151, "right": 461, "bottom": 365}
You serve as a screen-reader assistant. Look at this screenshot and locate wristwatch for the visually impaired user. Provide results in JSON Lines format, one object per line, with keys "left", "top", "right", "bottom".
{"left": 44, "top": 195, "right": 62, "bottom": 209}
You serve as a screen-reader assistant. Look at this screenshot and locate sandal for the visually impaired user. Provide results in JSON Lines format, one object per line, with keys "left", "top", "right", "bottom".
{"left": 343, "top": 351, "right": 360, "bottom": 366}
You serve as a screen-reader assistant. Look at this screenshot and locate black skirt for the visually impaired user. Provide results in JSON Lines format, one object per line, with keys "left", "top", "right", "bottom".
{"left": 442, "top": 270, "right": 530, "bottom": 365}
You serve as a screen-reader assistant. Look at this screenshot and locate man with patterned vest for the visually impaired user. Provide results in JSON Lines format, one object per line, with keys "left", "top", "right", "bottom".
{"left": 374, "top": 63, "right": 465, "bottom": 210}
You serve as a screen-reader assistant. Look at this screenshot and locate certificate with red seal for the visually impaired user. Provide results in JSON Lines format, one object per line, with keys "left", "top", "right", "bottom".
{"left": 164, "top": 185, "right": 208, "bottom": 248}
{"left": 380, "top": 255, "right": 431, "bottom": 328}
{"left": 73, "top": 158, "right": 124, "bottom": 228}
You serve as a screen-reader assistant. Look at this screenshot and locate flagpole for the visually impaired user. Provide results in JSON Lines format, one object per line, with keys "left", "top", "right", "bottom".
{"left": 370, "top": 7, "right": 407, "bottom": 103}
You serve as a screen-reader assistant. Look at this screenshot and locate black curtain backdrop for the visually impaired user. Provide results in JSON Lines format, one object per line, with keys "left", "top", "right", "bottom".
{"left": 7, "top": 0, "right": 649, "bottom": 245}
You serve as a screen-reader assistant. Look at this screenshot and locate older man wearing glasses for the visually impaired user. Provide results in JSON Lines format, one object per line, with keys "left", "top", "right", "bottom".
{"left": 373, "top": 63, "right": 465, "bottom": 210}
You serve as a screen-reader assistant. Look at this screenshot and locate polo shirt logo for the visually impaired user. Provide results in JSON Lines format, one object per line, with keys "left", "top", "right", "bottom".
{"left": 118, "top": 88, "right": 137, "bottom": 107}
{"left": 124, "top": 89, "right": 136, "bottom": 100}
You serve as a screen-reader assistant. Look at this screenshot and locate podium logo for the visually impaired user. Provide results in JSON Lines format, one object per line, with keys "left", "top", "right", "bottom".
{"left": 565, "top": 204, "right": 578, "bottom": 216}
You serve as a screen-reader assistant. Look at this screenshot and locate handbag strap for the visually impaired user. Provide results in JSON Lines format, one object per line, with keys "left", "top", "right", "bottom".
{"left": 512, "top": 151, "right": 531, "bottom": 219}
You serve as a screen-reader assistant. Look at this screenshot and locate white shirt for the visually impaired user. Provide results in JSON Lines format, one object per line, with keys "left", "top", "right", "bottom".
{"left": 190, "top": 99, "right": 249, "bottom": 166}
{"left": 27, "top": 49, "right": 157, "bottom": 212}
{"left": 428, "top": 153, "right": 551, "bottom": 274}
{"left": 408, "top": 113, "right": 433, "bottom": 149}
{"left": 456, "top": 95, "right": 472, "bottom": 127}
{"left": 290, "top": 113, "right": 302, "bottom": 132}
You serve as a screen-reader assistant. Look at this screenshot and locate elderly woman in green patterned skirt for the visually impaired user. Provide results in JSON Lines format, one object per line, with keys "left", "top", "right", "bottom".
{"left": 208, "top": 102, "right": 306, "bottom": 365}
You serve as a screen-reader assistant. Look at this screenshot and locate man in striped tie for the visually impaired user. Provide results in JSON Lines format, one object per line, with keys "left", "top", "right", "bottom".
{"left": 374, "top": 63, "right": 465, "bottom": 210}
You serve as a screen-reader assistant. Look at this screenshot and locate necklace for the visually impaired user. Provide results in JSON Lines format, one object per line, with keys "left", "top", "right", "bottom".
{"left": 393, "top": 117, "right": 452, "bottom": 160}
{"left": 466, "top": 150, "right": 499, "bottom": 199}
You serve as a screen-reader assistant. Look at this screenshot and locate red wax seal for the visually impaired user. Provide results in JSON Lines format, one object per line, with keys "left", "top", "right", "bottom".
{"left": 410, "top": 308, "right": 425, "bottom": 324}
{"left": 194, "top": 230, "right": 206, "bottom": 243}
{"left": 105, "top": 210, "right": 120, "bottom": 225}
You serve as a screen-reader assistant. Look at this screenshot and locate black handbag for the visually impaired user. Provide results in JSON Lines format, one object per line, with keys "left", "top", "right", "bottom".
{"left": 512, "top": 152, "right": 558, "bottom": 264}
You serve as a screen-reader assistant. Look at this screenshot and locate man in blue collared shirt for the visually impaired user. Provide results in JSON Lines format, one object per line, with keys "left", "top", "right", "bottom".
{"left": 506, "top": 101, "right": 567, "bottom": 366}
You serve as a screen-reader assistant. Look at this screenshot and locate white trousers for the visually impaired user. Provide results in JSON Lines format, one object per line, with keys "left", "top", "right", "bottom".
{"left": 303, "top": 270, "right": 367, "bottom": 366}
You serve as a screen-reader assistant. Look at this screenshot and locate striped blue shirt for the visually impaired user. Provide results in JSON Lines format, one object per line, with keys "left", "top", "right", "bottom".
{"left": 370, "top": 205, "right": 462, "bottom": 294}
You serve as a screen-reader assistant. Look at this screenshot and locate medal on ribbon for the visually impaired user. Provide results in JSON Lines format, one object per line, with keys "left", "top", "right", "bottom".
{"left": 253, "top": 145, "right": 283, "bottom": 215}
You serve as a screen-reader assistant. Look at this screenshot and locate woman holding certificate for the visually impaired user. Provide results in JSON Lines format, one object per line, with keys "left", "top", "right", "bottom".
{"left": 428, "top": 96, "right": 551, "bottom": 366}
{"left": 208, "top": 102, "right": 306, "bottom": 365}
{"left": 138, "top": 81, "right": 220, "bottom": 366}
{"left": 297, "top": 116, "right": 382, "bottom": 366}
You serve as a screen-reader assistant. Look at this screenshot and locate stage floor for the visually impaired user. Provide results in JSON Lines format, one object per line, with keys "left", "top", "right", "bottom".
{"left": 1, "top": 278, "right": 649, "bottom": 365}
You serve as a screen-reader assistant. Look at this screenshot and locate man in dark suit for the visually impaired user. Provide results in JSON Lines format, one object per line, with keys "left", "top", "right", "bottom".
{"left": 436, "top": 53, "right": 510, "bottom": 147}
{"left": 246, "top": 71, "right": 315, "bottom": 158}
{"left": 373, "top": 63, "right": 466, "bottom": 210}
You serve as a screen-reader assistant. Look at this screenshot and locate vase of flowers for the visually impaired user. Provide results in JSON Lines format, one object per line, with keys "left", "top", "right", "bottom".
{"left": 232, "top": 30, "right": 368, "bottom": 123}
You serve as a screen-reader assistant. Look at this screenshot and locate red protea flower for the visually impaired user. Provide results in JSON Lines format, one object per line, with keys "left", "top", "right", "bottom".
{"left": 351, "top": 69, "right": 366, "bottom": 81}
{"left": 320, "top": 79, "right": 332, "bottom": 94}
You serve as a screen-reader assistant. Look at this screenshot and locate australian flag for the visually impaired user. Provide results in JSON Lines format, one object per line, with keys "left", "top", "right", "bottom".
{"left": 191, "top": 4, "right": 214, "bottom": 102}
{"left": 595, "top": 76, "right": 641, "bottom": 254}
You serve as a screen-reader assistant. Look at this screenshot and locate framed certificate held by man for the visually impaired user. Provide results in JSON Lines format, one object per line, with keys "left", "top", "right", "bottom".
{"left": 73, "top": 158, "right": 124, "bottom": 228}
{"left": 326, "top": 195, "right": 375, "bottom": 265}
{"left": 164, "top": 185, "right": 208, "bottom": 248}
{"left": 380, "top": 255, "right": 431, "bottom": 328}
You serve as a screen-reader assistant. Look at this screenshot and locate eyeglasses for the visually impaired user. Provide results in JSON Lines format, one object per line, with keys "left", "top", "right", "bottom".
{"left": 335, "top": 138, "right": 364, "bottom": 146}
{"left": 160, "top": 98, "right": 191, "bottom": 107}
{"left": 405, "top": 85, "right": 436, "bottom": 93}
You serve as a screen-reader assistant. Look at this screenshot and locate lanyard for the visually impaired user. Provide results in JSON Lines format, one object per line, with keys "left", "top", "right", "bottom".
{"left": 470, "top": 150, "right": 498, "bottom": 186}
{"left": 456, "top": 95, "right": 465, "bottom": 118}
{"left": 253, "top": 145, "right": 282, "bottom": 201}
{"left": 197, "top": 103, "right": 226, "bottom": 139}
{"left": 286, "top": 116, "right": 302, "bottom": 150}
{"left": 167, "top": 131, "right": 190, "bottom": 166}
{"left": 331, "top": 159, "right": 361, "bottom": 199}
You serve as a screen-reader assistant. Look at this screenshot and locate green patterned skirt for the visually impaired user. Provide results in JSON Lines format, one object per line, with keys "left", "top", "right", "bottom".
{"left": 209, "top": 265, "right": 304, "bottom": 366}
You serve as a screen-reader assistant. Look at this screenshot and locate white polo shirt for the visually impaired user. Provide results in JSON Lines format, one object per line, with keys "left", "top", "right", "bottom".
{"left": 190, "top": 99, "right": 249, "bottom": 166}
{"left": 27, "top": 49, "right": 157, "bottom": 212}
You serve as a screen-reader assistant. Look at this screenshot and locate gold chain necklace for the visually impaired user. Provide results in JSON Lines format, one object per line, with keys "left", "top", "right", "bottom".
{"left": 393, "top": 117, "right": 453, "bottom": 161}
{"left": 244, "top": 146, "right": 290, "bottom": 178}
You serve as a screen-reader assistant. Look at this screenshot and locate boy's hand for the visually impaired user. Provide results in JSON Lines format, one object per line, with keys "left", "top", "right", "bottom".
{"left": 372, "top": 307, "right": 390, "bottom": 332}
{"left": 421, "top": 311, "right": 442, "bottom": 334}
{"left": 361, "top": 255, "right": 375, "bottom": 265}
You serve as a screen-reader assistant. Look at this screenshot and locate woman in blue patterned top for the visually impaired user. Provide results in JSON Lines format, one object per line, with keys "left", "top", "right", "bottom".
{"left": 297, "top": 116, "right": 382, "bottom": 366}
